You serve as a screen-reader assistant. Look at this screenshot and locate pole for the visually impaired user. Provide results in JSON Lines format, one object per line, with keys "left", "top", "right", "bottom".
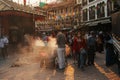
{"left": 23, "top": 0, "right": 26, "bottom": 6}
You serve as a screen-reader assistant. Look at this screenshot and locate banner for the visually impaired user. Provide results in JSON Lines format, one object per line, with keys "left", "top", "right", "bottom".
{"left": 39, "top": 2, "right": 46, "bottom": 8}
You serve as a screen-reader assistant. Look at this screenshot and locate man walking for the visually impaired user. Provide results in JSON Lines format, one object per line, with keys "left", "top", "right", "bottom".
{"left": 56, "top": 31, "right": 66, "bottom": 70}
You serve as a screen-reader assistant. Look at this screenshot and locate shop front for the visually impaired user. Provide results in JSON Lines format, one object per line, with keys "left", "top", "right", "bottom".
{"left": 80, "top": 17, "right": 111, "bottom": 32}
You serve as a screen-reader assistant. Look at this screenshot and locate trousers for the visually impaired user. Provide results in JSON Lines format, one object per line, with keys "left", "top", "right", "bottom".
{"left": 57, "top": 48, "right": 65, "bottom": 69}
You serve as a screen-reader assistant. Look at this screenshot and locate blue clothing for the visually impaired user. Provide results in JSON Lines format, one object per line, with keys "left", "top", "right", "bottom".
{"left": 105, "top": 38, "right": 115, "bottom": 66}
{"left": 87, "top": 36, "right": 96, "bottom": 52}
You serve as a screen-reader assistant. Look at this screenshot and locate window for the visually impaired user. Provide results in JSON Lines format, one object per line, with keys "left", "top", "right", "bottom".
{"left": 89, "top": 0, "right": 94, "bottom": 3}
{"left": 66, "top": 8, "right": 68, "bottom": 13}
{"left": 82, "top": 0, "right": 87, "bottom": 6}
{"left": 70, "top": 7, "right": 72, "bottom": 13}
{"left": 89, "top": 6, "right": 95, "bottom": 20}
{"left": 56, "top": 10, "right": 58, "bottom": 15}
{"left": 59, "top": 10, "right": 61, "bottom": 14}
{"left": 54, "top": 11, "right": 56, "bottom": 15}
{"left": 113, "top": 0, "right": 120, "bottom": 10}
{"left": 97, "top": 2, "right": 105, "bottom": 18}
{"left": 77, "top": 0, "right": 82, "bottom": 4}
{"left": 61, "top": 9, "right": 63, "bottom": 13}
{"left": 107, "top": 0, "right": 112, "bottom": 16}
{"left": 83, "top": 9, "right": 88, "bottom": 21}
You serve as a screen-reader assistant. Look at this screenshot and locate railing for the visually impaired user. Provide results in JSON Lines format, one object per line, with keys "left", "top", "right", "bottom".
{"left": 113, "top": 36, "right": 120, "bottom": 60}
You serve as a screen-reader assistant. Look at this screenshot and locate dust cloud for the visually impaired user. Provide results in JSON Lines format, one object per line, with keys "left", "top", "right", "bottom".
{"left": 11, "top": 35, "right": 57, "bottom": 68}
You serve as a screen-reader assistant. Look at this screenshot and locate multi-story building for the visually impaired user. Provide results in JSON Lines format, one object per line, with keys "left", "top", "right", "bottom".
{"left": 81, "top": 0, "right": 113, "bottom": 31}
{"left": 109, "top": 0, "right": 120, "bottom": 74}
{"left": 45, "top": 0, "right": 82, "bottom": 31}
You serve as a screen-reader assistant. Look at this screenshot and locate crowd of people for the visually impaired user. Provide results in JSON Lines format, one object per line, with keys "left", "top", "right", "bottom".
{"left": 54, "top": 30, "right": 117, "bottom": 71}
{"left": 0, "top": 29, "right": 117, "bottom": 72}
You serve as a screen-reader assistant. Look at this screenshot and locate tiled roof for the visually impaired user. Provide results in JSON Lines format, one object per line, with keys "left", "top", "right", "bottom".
{"left": 0, "top": 0, "right": 46, "bottom": 16}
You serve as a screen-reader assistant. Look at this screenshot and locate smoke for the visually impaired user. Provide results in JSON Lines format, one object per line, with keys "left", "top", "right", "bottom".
{"left": 12, "top": 34, "right": 70, "bottom": 69}
{"left": 34, "top": 38, "right": 45, "bottom": 47}
{"left": 12, "top": 35, "right": 58, "bottom": 68}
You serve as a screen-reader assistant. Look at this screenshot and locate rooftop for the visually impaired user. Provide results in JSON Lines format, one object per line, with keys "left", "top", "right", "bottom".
{"left": 0, "top": 0, "right": 46, "bottom": 16}
{"left": 43, "top": 0, "right": 75, "bottom": 10}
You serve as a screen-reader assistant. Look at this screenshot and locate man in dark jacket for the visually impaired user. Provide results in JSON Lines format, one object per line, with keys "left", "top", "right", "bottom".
{"left": 87, "top": 31, "right": 96, "bottom": 66}
{"left": 56, "top": 31, "right": 66, "bottom": 70}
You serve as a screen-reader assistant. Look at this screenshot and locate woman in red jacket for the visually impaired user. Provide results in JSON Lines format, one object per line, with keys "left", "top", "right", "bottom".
{"left": 72, "top": 33, "right": 80, "bottom": 64}
{"left": 79, "top": 35, "right": 87, "bottom": 70}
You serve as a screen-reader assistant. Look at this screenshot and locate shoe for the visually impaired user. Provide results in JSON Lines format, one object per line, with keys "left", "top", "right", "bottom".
{"left": 80, "top": 67, "right": 85, "bottom": 71}
{"left": 60, "top": 67, "right": 65, "bottom": 70}
{"left": 87, "top": 63, "right": 91, "bottom": 66}
{"left": 57, "top": 67, "right": 65, "bottom": 71}
{"left": 91, "top": 63, "right": 95, "bottom": 66}
{"left": 84, "top": 64, "right": 88, "bottom": 67}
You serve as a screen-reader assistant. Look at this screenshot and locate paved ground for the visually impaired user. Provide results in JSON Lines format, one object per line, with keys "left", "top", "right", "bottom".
{"left": 0, "top": 45, "right": 120, "bottom": 80}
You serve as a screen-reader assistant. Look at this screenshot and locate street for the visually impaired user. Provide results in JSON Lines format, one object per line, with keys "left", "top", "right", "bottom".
{"left": 0, "top": 45, "right": 119, "bottom": 80}
{"left": 0, "top": 0, "right": 120, "bottom": 80}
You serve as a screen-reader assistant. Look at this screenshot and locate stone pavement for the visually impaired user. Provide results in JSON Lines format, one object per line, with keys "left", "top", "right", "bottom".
{"left": 0, "top": 54, "right": 119, "bottom": 80}
{"left": 0, "top": 45, "right": 120, "bottom": 80}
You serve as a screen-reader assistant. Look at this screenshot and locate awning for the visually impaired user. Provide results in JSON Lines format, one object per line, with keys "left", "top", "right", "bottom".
{"left": 82, "top": 17, "right": 111, "bottom": 27}
{"left": 62, "top": 27, "right": 71, "bottom": 30}
{"left": 39, "top": 29, "right": 53, "bottom": 32}
{"left": 87, "top": 22, "right": 98, "bottom": 26}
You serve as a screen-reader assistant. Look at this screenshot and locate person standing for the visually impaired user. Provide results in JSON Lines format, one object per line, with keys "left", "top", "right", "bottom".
{"left": 56, "top": 31, "right": 66, "bottom": 70}
{"left": 96, "top": 31, "right": 104, "bottom": 53}
{"left": 104, "top": 32, "right": 115, "bottom": 67}
{"left": 79, "top": 35, "right": 87, "bottom": 70}
{"left": 0, "top": 29, "right": 9, "bottom": 59}
{"left": 3, "top": 34, "right": 9, "bottom": 58}
{"left": 87, "top": 31, "right": 96, "bottom": 66}
{"left": 0, "top": 36, "right": 5, "bottom": 59}
{"left": 72, "top": 33, "right": 79, "bottom": 64}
